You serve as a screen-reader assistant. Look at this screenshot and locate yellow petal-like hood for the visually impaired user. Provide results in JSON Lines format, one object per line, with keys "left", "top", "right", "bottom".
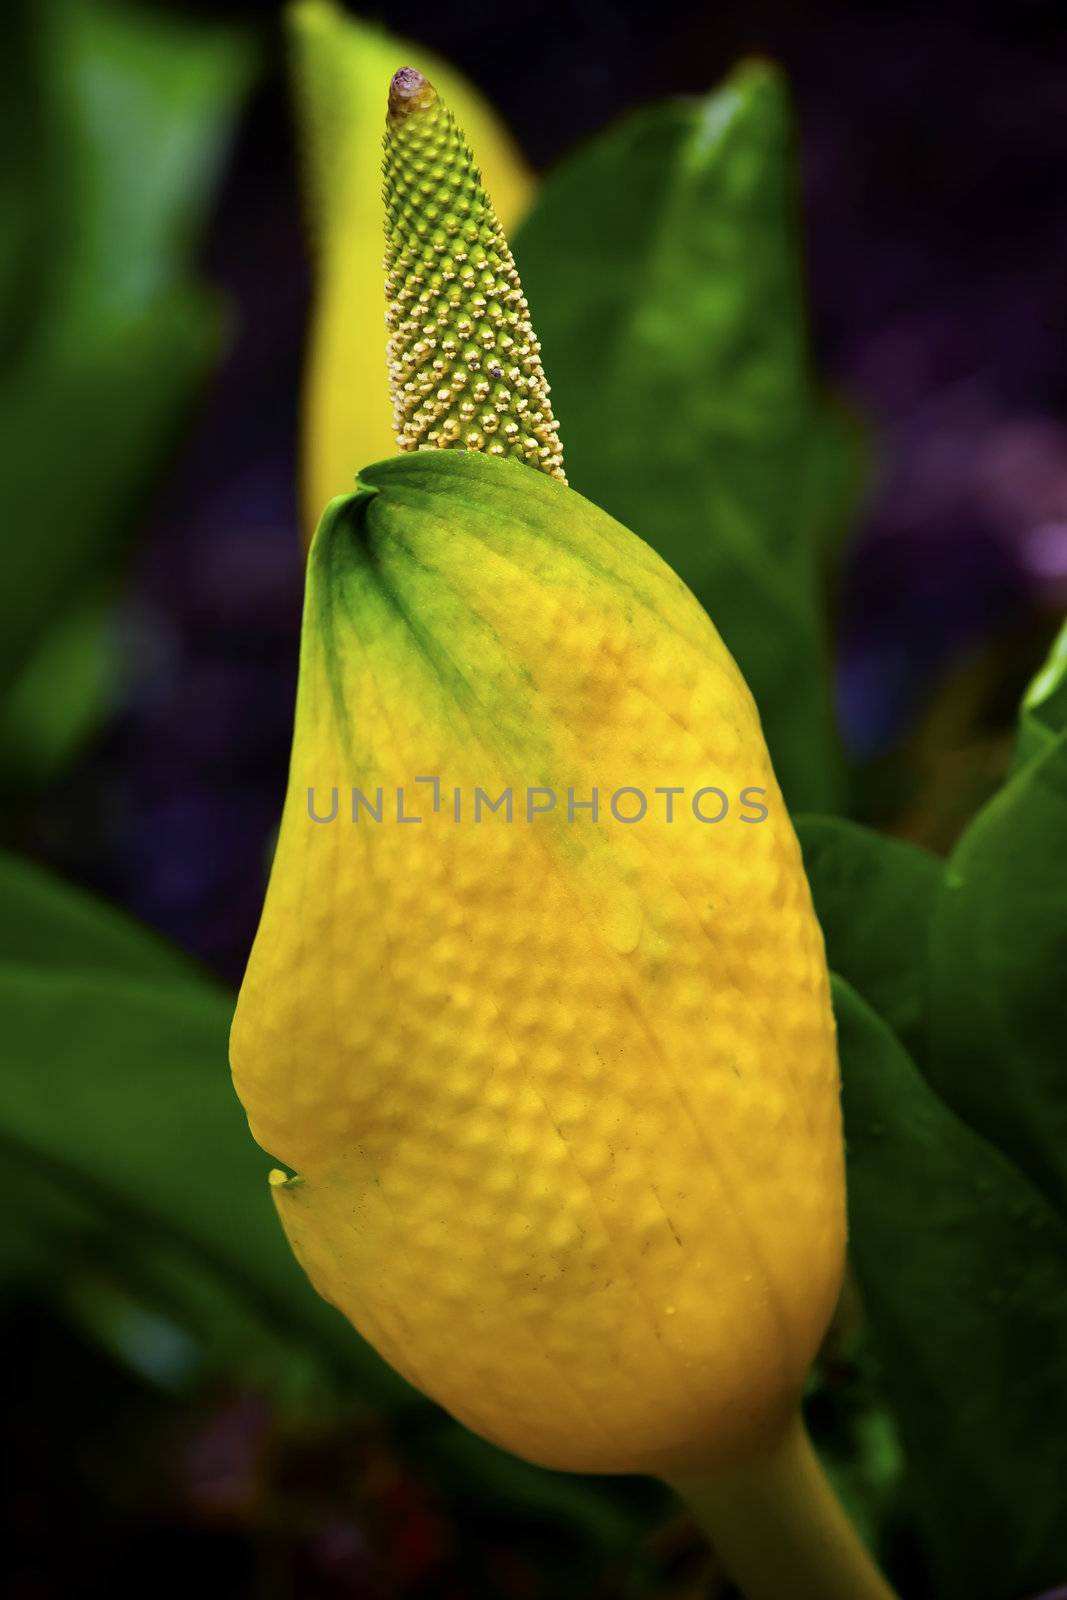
{"left": 231, "top": 451, "right": 845, "bottom": 1475}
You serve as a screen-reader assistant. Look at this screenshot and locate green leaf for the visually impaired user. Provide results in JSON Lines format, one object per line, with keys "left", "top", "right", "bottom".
{"left": 795, "top": 814, "right": 942, "bottom": 1057}
{"left": 927, "top": 727, "right": 1067, "bottom": 1223}
{"left": 0, "top": 1145, "right": 102, "bottom": 1283}
{"left": 515, "top": 63, "right": 863, "bottom": 812}
{"left": 1015, "top": 615, "right": 1067, "bottom": 771}
{"left": 0, "top": 590, "right": 116, "bottom": 786}
{"left": 45, "top": 0, "right": 254, "bottom": 328}
{"left": 0, "top": 848, "right": 200, "bottom": 981}
{"left": 0, "top": 851, "right": 399, "bottom": 1390}
{"left": 0, "top": 963, "right": 413, "bottom": 1399}
{"left": 0, "top": 0, "right": 254, "bottom": 712}
{"left": 0, "top": 294, "right": 220, "bottom": 690}
{"left": 835, "top": 975, "right": 1067, "bottom": 1600}
{"left": 0, "top": 1, "right": 59, "bottom": 339}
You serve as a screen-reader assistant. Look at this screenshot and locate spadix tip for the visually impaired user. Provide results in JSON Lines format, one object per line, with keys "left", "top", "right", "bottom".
{"left": 389, "top": 66, "right": 436, "bottom": 118}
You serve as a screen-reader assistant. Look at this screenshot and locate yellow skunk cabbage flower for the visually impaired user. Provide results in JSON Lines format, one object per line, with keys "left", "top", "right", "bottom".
{"left": 288, "top": 1, "right": 533, "bottom": 542}
{"left": 233, "top": 445, "right": 845, "bottom": 1479}
{"left": 234, "top": 65, "right": 894, "bottom": 1600}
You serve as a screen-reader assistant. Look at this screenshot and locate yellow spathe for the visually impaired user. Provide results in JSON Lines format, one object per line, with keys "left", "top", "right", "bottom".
{"left": 288, "top": 1, "right": 534, "bottom": 543}
{"left": 231, "top": 451, "right": 846, "bottom": 1476}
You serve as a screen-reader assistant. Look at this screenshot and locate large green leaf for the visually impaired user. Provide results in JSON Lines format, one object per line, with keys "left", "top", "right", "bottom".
{"left": 796, "top": 814, "right": 941, "bottom": 1057}
{"left": 515, "top": 63, "right": 863, "bottom": 812}
{"left": 835, "top": 975, "right": 1067, "bottom": 1600}
{"left": 0, "top": 0, "right": 254, "bottom": 749}
{"left": 927, "top": 727, "right": 1067, "bottom": 1222}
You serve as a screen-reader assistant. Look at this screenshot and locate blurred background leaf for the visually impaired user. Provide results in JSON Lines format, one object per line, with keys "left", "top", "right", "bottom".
{"left": 0, "top": 0, "right": 255, "bottom": 779}
{"left": 796, "top": 814, "right": 941, "bottom": 1060}
{"left": 515, "top": 62, "right": 866, "bottom": 813}
{"left": 927, "top": 720, "right": 1067, "bottom": 1225}
{"left": 0, "top": 864, "right": 407, "bottom": 1395}
{"left": 0, "top": 588, "right": 116, "bottom": 787}
{"left": 835, "top": 975, "right": 1067, "bottom": 1600}
{"left": 0, "top": 845, "right": 205, "bottom": 979}
{"left": 1015, "top": 614, "right": 1067, "bottom": 771}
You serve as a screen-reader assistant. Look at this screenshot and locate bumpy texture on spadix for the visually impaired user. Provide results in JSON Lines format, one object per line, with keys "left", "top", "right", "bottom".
{"left": 383, "top": 68, "right": 565, "bottom": 479}
{"left": 288, "top": 3, "right": 533, "bottom": 539}
{"left": 230, "top": 450, "right": 845, "bottom": 1476}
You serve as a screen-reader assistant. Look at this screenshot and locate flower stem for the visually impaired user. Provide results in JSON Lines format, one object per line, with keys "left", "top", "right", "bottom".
{"left": 667, "top": 1411, "right": 898, "bottom": 1600}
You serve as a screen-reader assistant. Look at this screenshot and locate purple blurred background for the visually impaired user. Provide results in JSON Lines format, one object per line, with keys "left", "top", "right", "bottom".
{"left": 38, "top": 0, "right": 1067, "bottom": 982}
